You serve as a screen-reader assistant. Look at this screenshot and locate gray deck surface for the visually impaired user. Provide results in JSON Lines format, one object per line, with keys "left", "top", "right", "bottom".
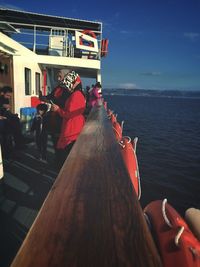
{"left": 0, "top": 138, "right": 59, "bottom": 267}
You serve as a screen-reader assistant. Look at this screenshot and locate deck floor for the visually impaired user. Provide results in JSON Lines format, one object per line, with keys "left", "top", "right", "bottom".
{"left": 0, "top": 138, "right": 59, "bottom": 267}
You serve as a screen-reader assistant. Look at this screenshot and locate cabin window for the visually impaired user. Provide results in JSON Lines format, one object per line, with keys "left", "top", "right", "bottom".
{"left": 25, "top": 68, "right": 31, "bottom": 95}
{"left": 35, "top": 72, "right": 40, "bottom": 95}
{"left": 0, "top": 62, "right": 8, "bottom": 74}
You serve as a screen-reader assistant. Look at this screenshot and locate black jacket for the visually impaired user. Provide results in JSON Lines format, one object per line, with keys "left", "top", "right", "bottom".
{"left": 0, "top": 95, "right": 9, "bottom": 116}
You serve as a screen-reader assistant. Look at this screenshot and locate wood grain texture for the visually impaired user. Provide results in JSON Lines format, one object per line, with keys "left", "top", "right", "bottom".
{"left": 11, "top": 103, "right": 162, "bottom": 267}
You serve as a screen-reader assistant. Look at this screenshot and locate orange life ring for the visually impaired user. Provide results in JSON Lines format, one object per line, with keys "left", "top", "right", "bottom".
{"left": 80, "top": 30, "right": 96, "bottom": 47}
{"left": 119, "top": 136, "right": 140, "bottom": 198}
{"left": 144, "top": 199, "right": 200, "bottom": 267}
{"left": 101, "top": 39, "right": 109, "bottom": 57}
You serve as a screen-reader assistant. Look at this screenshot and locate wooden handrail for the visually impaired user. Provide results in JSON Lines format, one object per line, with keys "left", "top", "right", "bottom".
{"left": 11, "top": 103, "right": 162, "bottom": 267}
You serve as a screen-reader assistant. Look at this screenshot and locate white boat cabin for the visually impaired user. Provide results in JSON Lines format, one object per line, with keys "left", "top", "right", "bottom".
{"left": 0, "top": 8, "right": 107, "bottom": 114}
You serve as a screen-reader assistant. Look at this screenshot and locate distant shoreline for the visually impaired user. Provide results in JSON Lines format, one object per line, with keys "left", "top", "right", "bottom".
{"left": 103, "top": 88, "right": 200, "bottom": 99}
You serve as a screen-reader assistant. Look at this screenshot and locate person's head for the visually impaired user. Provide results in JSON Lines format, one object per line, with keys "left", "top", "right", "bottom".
{"left": 95, "top": 82, "right": 102, "bottom": 94}
{"left": 95, "top": 82, "right": 102, "bottom": 88}
{"left": 86, "top": 86, "right": 90, "bottom": 92}
{"left": 61, "top": 70, "right": 82, "bottom": 93}
{"left": 1, "top": 86, "right": 13, "bottom": 99}
{"left": 36, "top": 103, "right": 48, "bottom": 115}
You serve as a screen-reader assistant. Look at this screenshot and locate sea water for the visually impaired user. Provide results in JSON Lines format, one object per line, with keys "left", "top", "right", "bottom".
{"left": 105, "top": 95, "right": 200, "bottom": 215}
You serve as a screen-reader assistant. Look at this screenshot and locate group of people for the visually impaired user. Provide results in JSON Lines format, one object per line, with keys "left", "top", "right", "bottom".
{"left": 31, "top": 71, "right": 102, "bottom": 169}
{"left": 0, "top": 71, "right": 102, "bottom": 170}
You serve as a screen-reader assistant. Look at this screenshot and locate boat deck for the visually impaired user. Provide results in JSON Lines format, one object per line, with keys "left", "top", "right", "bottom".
{"left": 0, "top": 138, "right": 58, "bottom": 267}
{"left": 0, "top": 104, "right": 162, "bottom": 267}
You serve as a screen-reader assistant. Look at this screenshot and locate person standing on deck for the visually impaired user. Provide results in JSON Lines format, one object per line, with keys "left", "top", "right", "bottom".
{"left": 51, "top": 70, "right": 86, "bottom": 169}
{"left": 88, "top": 82, "right": 102, "bottom": 108}
{"left": 31, "top": 103, "right": 49, "bottom": 162}
{"left": 0, "top": 86, "right": 26, "bottom": 155}
{"left": 39, "top": 71, "right": 70, "bottom": 151}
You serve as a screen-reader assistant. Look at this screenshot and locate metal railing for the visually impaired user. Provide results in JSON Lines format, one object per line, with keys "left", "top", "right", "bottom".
{"left": 10, "top": 24, "right": 102, "bottom": 59}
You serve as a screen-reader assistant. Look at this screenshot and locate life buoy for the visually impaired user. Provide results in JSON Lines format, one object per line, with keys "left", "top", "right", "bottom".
{"left": 119, "top": 136, "right": 140, "bottom": 198}
{"left": 101, "top": 39, "right": 109, "bottom": 57}
{"left": 80, "top": 30, "right": 96, "bottom": 47}
{"left": 144, "top": 199, "right": 200, "bottom": 267}
{"left": 79, "top": 30, "right": 97, "bottom": 59}
{"left": 112, "top": 121, "right": 122, "bottom": 141}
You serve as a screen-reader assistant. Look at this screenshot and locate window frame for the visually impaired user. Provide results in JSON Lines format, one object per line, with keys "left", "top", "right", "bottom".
{"left": 35, "top": 72, "right": 41, "bottom": 95}
{"left": 25, "top": 67, "right": 31, "bottom": 95}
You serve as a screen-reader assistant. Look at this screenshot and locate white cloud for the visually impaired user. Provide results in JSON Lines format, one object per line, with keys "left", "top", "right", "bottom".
{"left": 184, "top": 32, "right": 200, "bottom": 41}
{"left": 119, "top": 83, "right": 137, "bottom": 89}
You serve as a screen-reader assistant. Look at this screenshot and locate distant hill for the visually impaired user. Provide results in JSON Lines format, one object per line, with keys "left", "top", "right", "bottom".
{"left": 103, "top": 88, "right": 200, "bottom": 98}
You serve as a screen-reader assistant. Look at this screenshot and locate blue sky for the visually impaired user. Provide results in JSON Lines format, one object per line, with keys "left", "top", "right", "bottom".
{"left": 1, "top": 0, "right": 200, "bottom": 90}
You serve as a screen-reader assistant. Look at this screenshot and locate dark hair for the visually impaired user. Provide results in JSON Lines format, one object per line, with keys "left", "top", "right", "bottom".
{"left": 36, "top": 103, "right": 48, "bottom": 112}
{"left": 1, "top": 86, "right": 13, "bottom": 94}
{"left": 95, "top": 82, "right": 101, "bottom": 88}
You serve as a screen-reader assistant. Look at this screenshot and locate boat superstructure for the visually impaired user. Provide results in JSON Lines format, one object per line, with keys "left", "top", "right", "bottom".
{"left": 0, "top": 8, "right": 105, "bottom": 114}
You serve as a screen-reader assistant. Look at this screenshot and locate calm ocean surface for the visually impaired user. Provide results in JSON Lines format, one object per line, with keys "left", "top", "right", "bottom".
{"left": 105, "top": 95, "right": 200, "bottom": 216}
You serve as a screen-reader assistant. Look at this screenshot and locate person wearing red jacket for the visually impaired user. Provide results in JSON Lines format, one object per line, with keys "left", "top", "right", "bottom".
{"left": 51, "top": 70, "right": 86, "bottom": 168}
{"left": 39, "top": 70, "right": 71, "bottom": 151}
{"left": 88, "top": 82, "right": 102, "bottom": 109}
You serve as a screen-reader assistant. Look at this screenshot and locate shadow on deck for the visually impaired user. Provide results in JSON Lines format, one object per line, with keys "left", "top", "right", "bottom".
{"left": 0, "top": 138, "right": 59, "bottom": 267}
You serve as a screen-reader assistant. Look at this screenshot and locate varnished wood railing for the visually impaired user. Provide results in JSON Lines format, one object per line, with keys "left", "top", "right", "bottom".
{"left": 11, "top": 102, "right": 162, "bottom": 267}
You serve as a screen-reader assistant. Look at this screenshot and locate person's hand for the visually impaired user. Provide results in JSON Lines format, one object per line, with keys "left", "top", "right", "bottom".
{"left": 3, "top": 104, "right": 10, "bottom": 110}
{"left": 0, "top": 115, "right": 7, "bottom": 120}
{"left": 51, "top": 104, "right": 59, "bottom": 112}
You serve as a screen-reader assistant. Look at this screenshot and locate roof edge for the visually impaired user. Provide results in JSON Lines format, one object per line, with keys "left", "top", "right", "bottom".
{"left": 0, "top": 7, "right": 102, "bottom": 26}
